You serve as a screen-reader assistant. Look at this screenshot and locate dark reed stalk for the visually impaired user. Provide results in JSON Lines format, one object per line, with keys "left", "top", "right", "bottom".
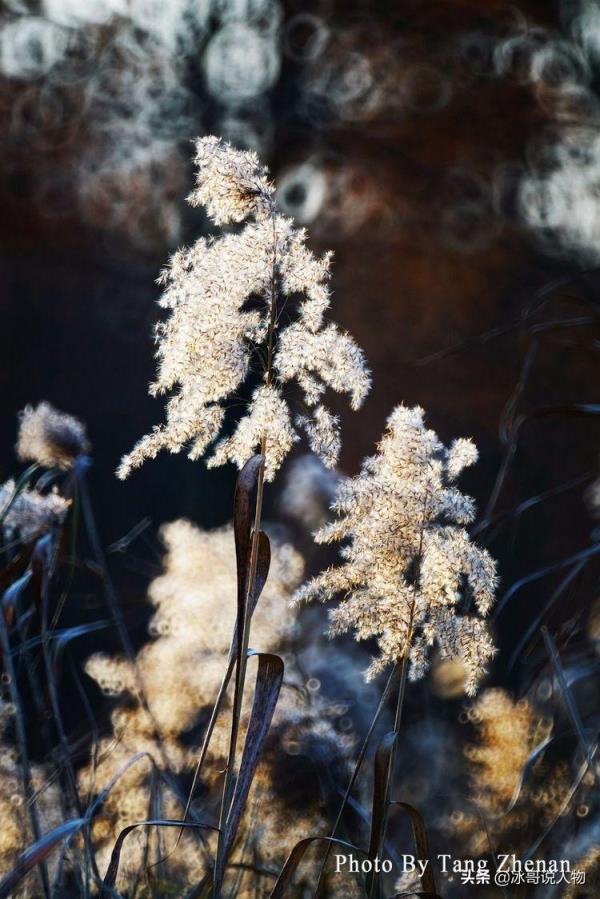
{"left": 76, "top": 467, "right": 179, "bottom": 780}
{"left": 35, "top": 532, "right": 95, "bottom": 895}
{"left": 313, "top": 661, "right": 402, "bottom": 894}
{"left": 213, "top": 210, "right": 280, "bottom": 898}
{"left": 366, "top": 610, "right": 415, "bottom": 899}
{"left": 0, "top": 604, "right": 50, "bottom": 898}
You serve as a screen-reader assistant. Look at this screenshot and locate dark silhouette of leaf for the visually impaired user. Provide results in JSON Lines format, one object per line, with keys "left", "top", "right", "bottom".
{"left": 214, "top": 455, "right": 268, "bottom": 895}
{"left": 0, "top": 577, "right": 50, "bottom": 896}
{"left": 314, "top": 659, "right": 403, "bottom": 893}
{"left": 492, "top": 542, "right": 600, "bottom": 620}
{"left": 390, "top": 803, "right": 438, "bottom": 896}
{"left": 269, "top": 836, "right": 367, "bottom": 898}
{"left": 367, "top": 731, "right": 396, "bottom": 897}
{"left": 231, "top": 530, "right": 271, "bottom": 656}
{"left": 223, "top": 651, "right": 284, "bottom": 860}
{"left": 0, "top": 818, "right": 86, "bottom": 899}
{"left": 233, "top": 454, "right": 265, "bottom": 623}
{"left": 101, "top": 820, "right": 219, "bottom": 892}
{"left": 367, "top": 733, "right": 439, "bottom": 897}
{"left": 507, "top": 558, "right": 588, "bottom": 669}
{"left": 181, "top": 531, "right": 270, "bottom": 836}
{"left": 542, "top": 627, "right": 600, "bottom": 792}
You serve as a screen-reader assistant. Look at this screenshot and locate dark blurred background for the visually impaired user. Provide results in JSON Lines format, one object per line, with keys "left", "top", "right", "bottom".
{"left": 1, "top": 0, "right": 599, "bottom": 686}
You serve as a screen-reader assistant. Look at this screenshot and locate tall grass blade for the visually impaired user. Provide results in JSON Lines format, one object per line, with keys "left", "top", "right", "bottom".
{"left": 215, "top": 455, "right": 266, "bottom": 896}
{"left": 367, "top": 731, "right": 397, "bottom": 898}
{"left": 181, "top": 531, "right": 270, "bottom": 835}
{"left": 102, "top": 821, "right": 219, "bottom": 893}
{"left": 0, "top": 463, "right": 39, "bottom": 529}
{"left": 0, "top": 818, "right": 86, "bottom": 899}
{"left": 269, "top": 836, "right": 368, "bottom": 898}
{"left": 367, "top": 733, "right": 439, "bottom": 897}
{"left": 223, "top": 651, "right": 283, "bottom": 859}
{"left": 389, "top": 803, "right": 438, "bottom": 895}
{"left": 542, "top": 627, "right": 600, "bottom": 791}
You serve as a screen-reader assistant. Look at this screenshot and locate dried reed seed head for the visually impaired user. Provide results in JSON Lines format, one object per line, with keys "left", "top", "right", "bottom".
{"left": 0, "top": 479, "right": 71, "bottom": 541}
{"left": 187, "top": 134, "right": 276, "bottom": 225}
{"left": 118, "top": 135, "right": 370, "bottom": 481}
{"left": 466, "top": 689, "right": 539, "bottom": 806}
{"left": 85, "top": 520, "right": 304, "bottom": 735}
{"left": 80, "top": 516, "right": 356, "bottom": 892}
{"left": 294, "top": 404, "right": 498, "bottom": 693}
{"left": 147, "top": 519, "right": 303, "bottom": 654}
{"left": 16, "top": 402, "right": 89, "bottom": 469}
{"left": 456, "top": 688, "right": 579, "bottom": 859}
{"left": 0, "top": 701, "right": 64, "bottom": 895}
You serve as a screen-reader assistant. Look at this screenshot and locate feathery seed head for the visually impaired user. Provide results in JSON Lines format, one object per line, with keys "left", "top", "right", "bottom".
{"left": 16, "top": 402, "right": 89, "bottom": 470}
{"left": 79, "top": 520, "right": 348, "bottom": 894}
{"left": 118, "top": 136, "right": 370, "bottom": 481}
{"left": 187, "top": 134, "right": 275, "bottom": 224}
{"left": 0, "top": 479, "right": 70, "bottom": 542}
{"left": 294, "top": 404, "right": 498, "bottom": 694}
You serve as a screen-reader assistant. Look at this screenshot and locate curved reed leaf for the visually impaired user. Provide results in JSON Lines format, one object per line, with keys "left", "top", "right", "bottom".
{"left": 0, "top": 575, "right": 50, "bottom": 896}
{"left": 507, "top": 557, "right": 588, "bottom": 670}
{"left": 1, "top": 569, "right": 32, "bottom": 626}
{"left": 269, "top": 836, "right": 368, "bottom": 898}
{"left": 101, "top": 820, "right": 219, "bottom": 893}
{"left": 232, "top": 531, "right": 271, "bottom": 656}
{"left": 223, "top": 651, "right": 284, "bottom": 860}
{"left": 0, "top": 550, "right": 30, "bottom": 602}
{"left": 417, "top": 265, "right": 600, "bottom": 365}
{"left": 367, "top": 731, "right": 397, "bottom": 898}
{"left": 215, "top": 455, "right": 267, "bottom": 896}
{"left": 485, "top": 403, "right": 600, "bottom": 523}
{"left": 181, "top": 530, "right": 271, "bottom": 839}
{"left": 0, "top": 818, "right": 86, "bottom": 899}
{"left": 542, "top": 627, "right": 600, "bottom": 791}
{"left": 492, "top": 542, "right": 600, "bottom": 620}
{"left": 234, "top": 453, "right": 266, "bottom": 617}
{"left": 314, "top": 659, "right": 403, "bottom": 896}
{"left": 13, "top": 621, "right": 109, "bottom": 660}
{"left": 472, "top": 472, "right": 591, "bottom": 539}
{"left": 367, "top": 733, "right": 440, "bottom": 898}
{"left": 0, "top": 463, "right": 40, "bottom": 529}
{"left": 389, "top": 803, "right": 438, "bottom": 896}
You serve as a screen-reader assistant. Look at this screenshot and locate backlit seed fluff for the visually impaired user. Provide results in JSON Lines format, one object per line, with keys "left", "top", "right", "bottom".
{"left": 294, "top": 405, "right": 499, "bottom": 694}
{"left": 117, "top": 136, "right": 370, "bottom": 480}
{"left": 16, "top": 402, "right": 89, "bottom": 470}
{"left": 85, "top": 520, "right": 304, "bottom": 735}
{"left": 0, "top": 479, "right": 70, "bottom": 542}
{"left": 208, "top": 385, "right": 297, "bottom": 481}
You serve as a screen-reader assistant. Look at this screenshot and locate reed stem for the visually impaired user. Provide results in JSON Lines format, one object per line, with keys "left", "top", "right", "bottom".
{"left": 213, "top": 213, "right": 278, "bottom": 898}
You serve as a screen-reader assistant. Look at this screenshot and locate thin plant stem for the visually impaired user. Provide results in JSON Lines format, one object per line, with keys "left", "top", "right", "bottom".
{"left": 366, "top": 492, "right": 428, "bottom": 899}
{"left": 77, "top": 471, "right": 176, "bottom": 779}
{"left": 367, "top": 645, "right": 412, "bottom": 899}
{"left": 0, "top": 607, "right": 50, "bottom": 898}
{"left": 313, "top": 660, "right": 402, "bottom": 895}
{"left": 214, "top": 448, "right": 266, "bottom": 895}
{"left": 37, "top": 531, "right": 99, "bottom": 895}
{"left": 213, "top": 213, "right": 278, "bottom": 898}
